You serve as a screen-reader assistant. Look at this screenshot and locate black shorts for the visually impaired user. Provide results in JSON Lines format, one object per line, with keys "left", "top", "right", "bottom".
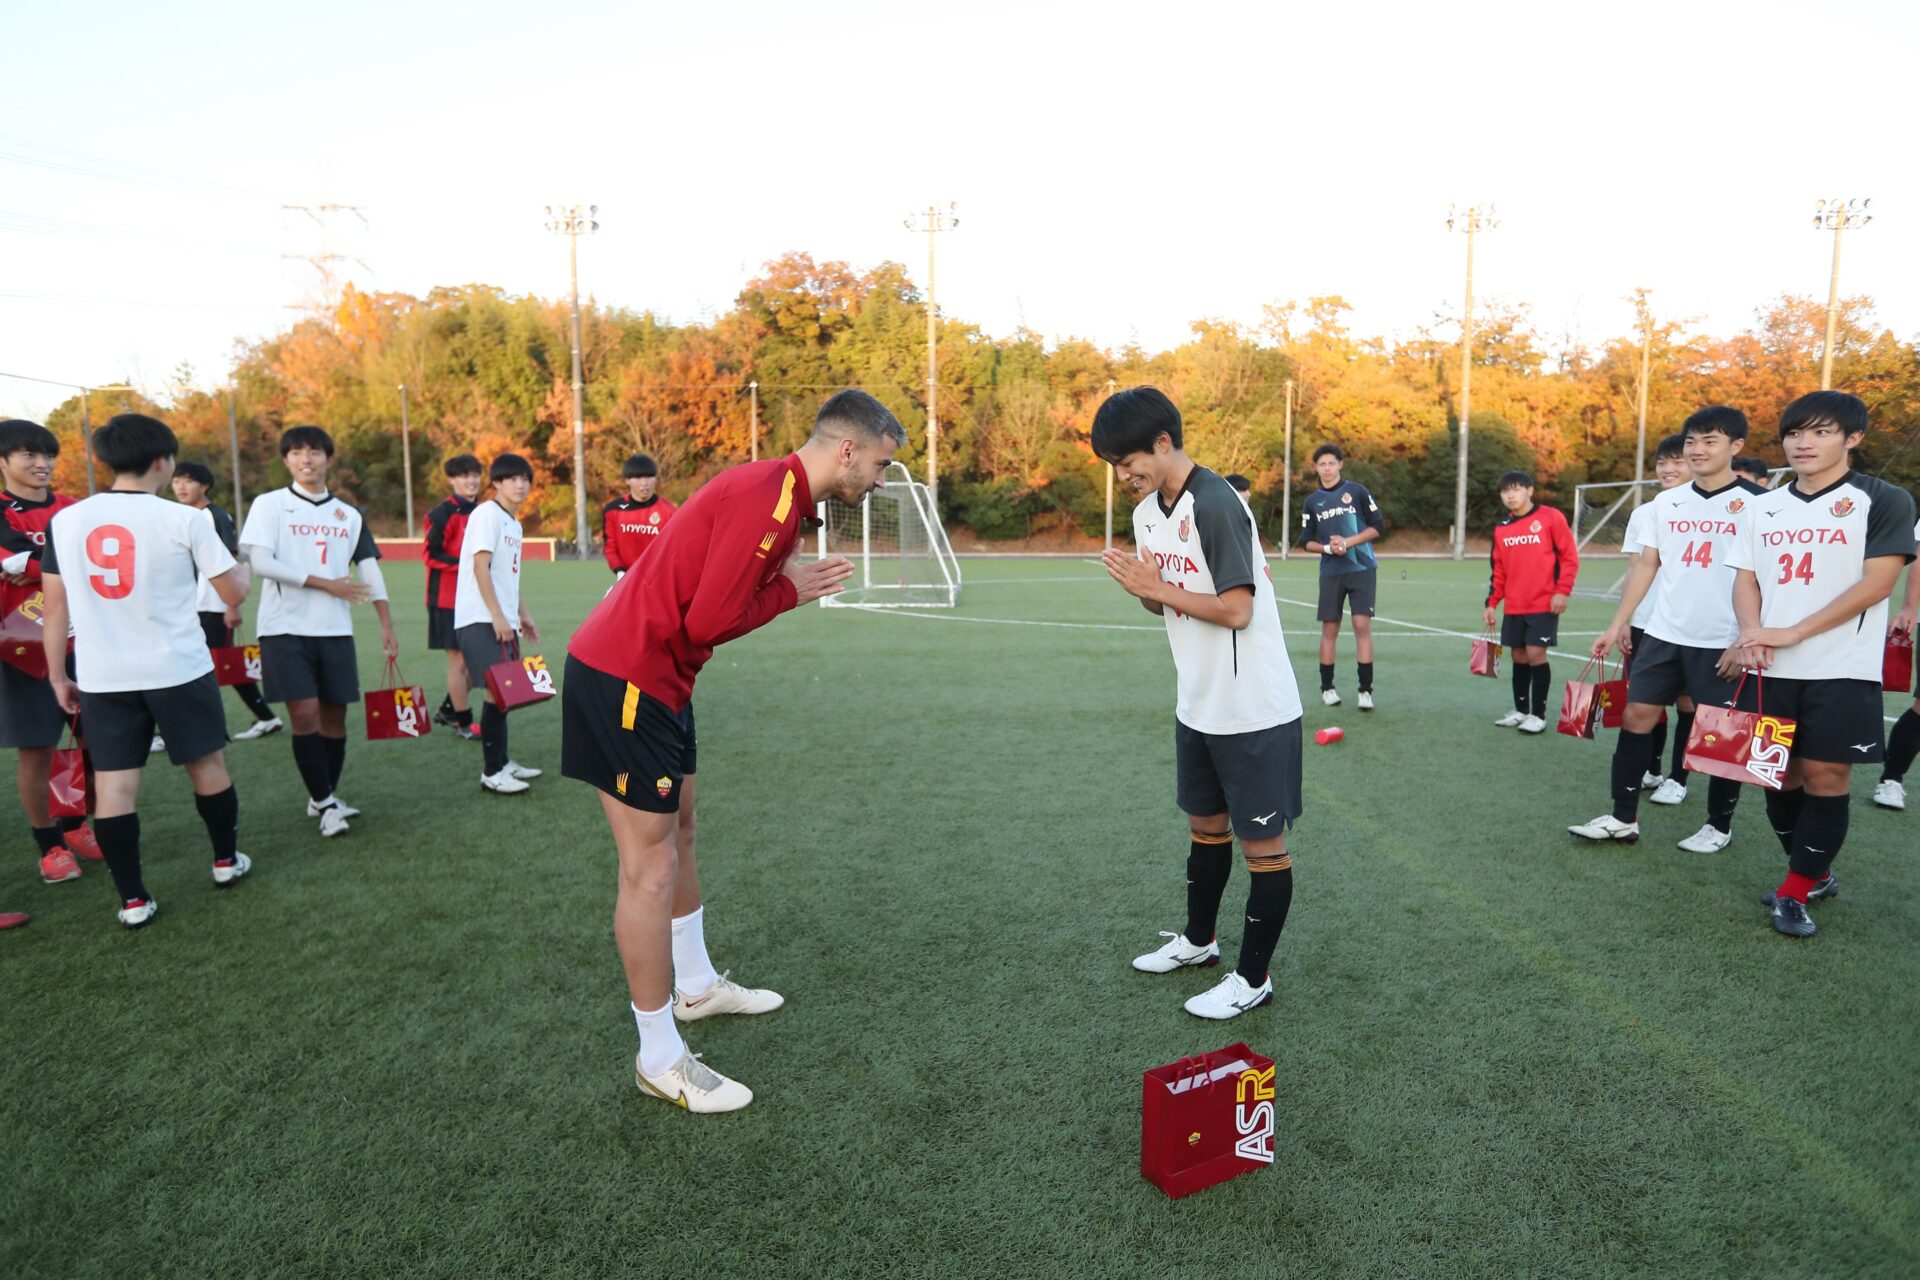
{"left": 259, "top": 634, "right": 360, "bottom": 705}
{"left": 80, "top": 672, "right": 227, "bottom": 771}
{"left": 427, "top": 606, "right": 458, "bottom": 651}
{"left": 1175, "top": 717, "right": 1303, "bottom": 841}
{"left": 1625, "top": 635, "right": 1737, "bottom": 708}
{"left": 1316, "top": 569, "right": 1377, "bottom": 623}
{"left": 1623, "top": 626, "right": 1646, "bottom": 677}
{"left": 455, "top": 623, "right": 517, "bottom": 698}
{"left": 560, "top": 653, "right": 698, "bottom": 813}
{"left": 1733, "top": 676, "right": 1885, "bottom": 765}
{"left": 1500, "top": 612, "right": 1558, "bottom": 649}
{"left": 0, "top": 658, "right": 66, "bottom": 749}
{"left": 199, "top": 612, "right": 233, "bottom": 650}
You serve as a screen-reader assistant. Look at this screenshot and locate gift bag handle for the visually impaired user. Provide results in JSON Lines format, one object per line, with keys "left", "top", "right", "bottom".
{"left": 383, "top": 654, "right": 406, "bottom": 686}
{"left": 1724, "top": 669, "right": 1764, "bottom": 712}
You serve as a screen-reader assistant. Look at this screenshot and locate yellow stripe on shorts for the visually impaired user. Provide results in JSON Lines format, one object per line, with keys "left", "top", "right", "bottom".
{"left": 621, "top": 681, "right": 640, "bottom": 731}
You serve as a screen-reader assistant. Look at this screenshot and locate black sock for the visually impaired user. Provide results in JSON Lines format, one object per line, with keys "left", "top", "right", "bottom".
{"left": 92, "top": 813, "right": 147, "bottom": 902}
{"left": 58, "top": 815, "right": 85, "bottom": 834}
{"left": 1789, "top": 793, "right": 1850, "bottom": 881}
{"left": 1357, "top": 662, "right": 1373, "bottom": 693}
{"left": 1611, "top": 730, "right": 1650, "bottom": 822}
{"left": 1670, "top": 710, "right": 1694, "bottom": 782}
{"left": 235, "top": 683, "right": 274, "bottom": 721}
{"left": 1235, "top": 868, "right": 1294, "bottom": 985}
{"left": 194, "top": 786, "right": 240, "bottom": 864}
{"left": 480, "top": 704, "right": 509, "bottom": 776}
{"left": 290, "top": 733, "right": 333, "bottom": 803}
{"left": 1765, "top": 787, "right": 1806, "bottom": 858}
{"left": 1511, "top": 663, "right": 1531, "bottom": 714}
{"left": 1183, "top": 838, "right": 1233, "bottom": 944}
{"left": 439, "top": 693, "right": 454, "bottom": 715}
{"left": 1706, "top": 776, "right": 1741, "bottom": 835}
{"left": 456, "top": 708, "right": 474, "bottom": 729}
{"left": 1530, "top": 663, "right": 1552, "bottom": 718}
{"left": 1884, "top": 709, "right": 1920, "bottom": 783}
{"left": 1318, "top": 663, "right": 1334, "bottom": 692}
{"left": 1647, "top": 716, "right": 1669, "bottom": 778}
{"left": 323, "top": 733, "right": 346, "bottom": 792}
{"left": 31, "top": 825, "right": 63, "bottom": 855}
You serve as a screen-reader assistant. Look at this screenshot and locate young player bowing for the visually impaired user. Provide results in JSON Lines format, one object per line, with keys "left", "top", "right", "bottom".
{"left": 1096, "top": 387, "right": 1304, "bottom": 1022}
{"left": 1722, "top": 392, "right": 1916, "bottom": 938}
{"left": 564, "top": 390, "right": 890, "bottom": 1113}
{"left": 453, "top": 454, "right": 541, "bottom": 794}
{"left": 1572, "top": 407, "right": 1765, "bottom": 852}
{"left": 40, "top": 414, "right": 253, "bottom": 928}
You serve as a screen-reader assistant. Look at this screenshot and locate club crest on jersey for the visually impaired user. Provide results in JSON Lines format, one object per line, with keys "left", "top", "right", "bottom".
{"left": 1177, "top": 516, "right": 1190, "bottom": 542}
{"left": 1340, "top": 491, "right": 1352, "bottom": 504}
{"left": 1830, "top": 497, "right": 1855, "bottom": 518}
{"left": 655, "top": 775, "right": 673, "bottom": 798}
{"left": 649, "top": 512, "right": 660, "bottom": 525}
{"left": 333, "top": 507, "right": 346, "bottom": 520}
{"left": 1528, "top": 520, "right": 1542, "bottom": 533}
{"left": 1726, "top": 498, "right": 1745, "bottom": 514}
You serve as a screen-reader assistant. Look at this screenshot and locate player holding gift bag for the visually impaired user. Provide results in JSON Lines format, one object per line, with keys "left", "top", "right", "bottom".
{"left": 454, "top": 454, "right": 542, "bottom": 795}
{"left": 1721, "top": 392, "right": 1916, "bottom": 937}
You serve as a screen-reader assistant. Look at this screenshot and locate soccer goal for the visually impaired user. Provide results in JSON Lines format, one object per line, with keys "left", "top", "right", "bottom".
{"left": 1571, "top": 468, "right": 1791, "bottom": 599}
{"left": 815, "top": 462, "right": 962, "bottom": 608}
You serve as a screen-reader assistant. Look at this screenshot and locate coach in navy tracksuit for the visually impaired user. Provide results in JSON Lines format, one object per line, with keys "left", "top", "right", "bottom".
{"left": 1298, "top": 444, "right": 1385, "bottom": 709}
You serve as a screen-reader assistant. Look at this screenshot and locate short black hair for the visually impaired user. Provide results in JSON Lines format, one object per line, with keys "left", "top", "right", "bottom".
{"left": 1497, "top": 470, "right": 1535, "bottom": 491}
{"left": 1090, "top": 387, "right": 1182, "bottom": 463}
{"left": 1654, "top": 432, "right": 1687, "bottom": 461}
{"left": 489, "top": 453, "right": 534, "bottom": 483}
{"left": 94, "top": 413, "right": 178, "bottom": 476}
{"left": 1731, "top": 456, "right": 1771, "bottom": 479}
{"left": 622, "top": 454, "right": 657, "bottom": 480}
{"left": 279, "top": 424, "right": 335, "bottom": 458}
{"left": 1682, "top": 405, "right": 1749, "bottom": 442}
{"left": 0, "top": 419, "right": 59, "bottom": 458}
{"left": 174, "top": 460, "right": 215, "bottom": 487}
{"left": 1779, "top": 390, "right": 1868, "bottom": 442}
{"left": 1311, "top": 443, "right": 1343, "bottom": 463}
{"left": 443, "top": 453, "right": 482, "bottom": 478}
{"left": 813, "top": 389, "right": 907, "bottom": 447}
{"left": 1224, "top": 473, "right": 1251, "bottom": 493}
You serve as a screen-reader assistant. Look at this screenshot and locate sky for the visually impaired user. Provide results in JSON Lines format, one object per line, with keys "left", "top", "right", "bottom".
{"left": 2, "top": 0, "right": 1914, "bottom": 420}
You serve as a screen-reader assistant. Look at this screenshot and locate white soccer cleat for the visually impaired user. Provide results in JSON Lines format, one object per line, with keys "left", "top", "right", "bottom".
{"left": 672, "top": 971, "right": 785, "bottom": 1022}
{"left": 1357, "top": 691, "right": 1375, "bottom": 711}
{"left": 306, "top": 796, "right": 361, "bottom": 820}
{"left": 149, "top": 735, "right": 166, "bottom": 755}
{"left": 1641, "top": 771, "right": 1665, "bottom": 789}
{"left": 1320, "top": 689, "right": 1341, "bottom": 707}
{"left": 481, "top": 768, "right": 530, "bottom": 794}
{"left": 1132, "top": 931, "right": 1221, "bottom": 974}
{"left": 317, "top": 805, "right": 351, "bottom": 838}
{"left": 1493, "top": 710, "right": 1527, "bottom": 728}
{"left": 234, "top": 717, "right": 283, "bottom": 741}
{"left": 1677, "top": 824, "right": 1732, "bottom": 853}
{"left": 1874, "top": 779, "right": 1907, "bottom": 811}
{"left": 1183, "top": 970, "right": 1273, "bottom": 1020}
{"left": 635, "top": 1050, "right": 753, "bottom": 1113}
{"left": 212, "top": 851, "right": 252, "bottom": 886}
{"left": 1647, "top": 778, "right": 1688, "bottom": 806}
{"left": 1517, "top": 715, "right": 1547, "bottom": 734}
{"left": 1568, "top": 814, "right": 1640, "bottom": 842}
{"left": 503, "top": 760, "right": 542, "bottom": 780}
{"left": 117, "top": 897, "right": 157, "bottom": 929}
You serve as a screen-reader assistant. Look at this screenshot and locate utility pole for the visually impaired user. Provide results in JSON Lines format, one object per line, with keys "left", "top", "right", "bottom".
{"left": 1103, "top": 377, "right": 1116, "bottom": 551}
{"left": 1281, "top": 378, "right": 1294, "bottom": 561}
{"left": 1446, "top": 204, "right": 1498, "bottom": 560}
{"left": 749, "top": 380, "right": 759, "bottom": 462}
{"left": 1632, "top": 292, "right": 1653, "bottom": 508}
{"left": 546, "top": 203, "right": 598, "bottom": 559}
{"left": 1813, "top": 198, "right": 1871, "bottom": 390}
{"left": 227, "top": 387, "right": 244, "bottom": 512}
{"left": 78, "top": 383, "right": 136, "bottom": 495}
{"left": 280, "top": 201, "right": 369, "bottom": 312}
{"left": 904, "top": 202, "right": 959, "bottom": 509}
{"left": 398, "top": 383, "right": 416, "bottom": 538}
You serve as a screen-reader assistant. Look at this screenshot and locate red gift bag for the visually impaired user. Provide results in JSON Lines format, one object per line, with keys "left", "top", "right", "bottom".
{"left": 1, "top": 591, "right": 50, "bottom": 680}
{"left": 1469, "top": 634, "right": 1502, "bottom": 678}
{"left": 1141, "top": 1042, "right": 1276, "bottom": 1199}
{"left": 364, "top": 658, "right": 432, "bottom": 741}
{"left": 49, "top": 719, "right": 88, "bottom": 819}
{"left": 1595, "top": 658, "right": 1630, "bottom": 729}
{"left": 211, "top": 644, "right": 263, "bottom": 687}
{"left": 1885, "top": 630, "right": 1915, "bottom": 694}
{"left": 1682, "top": 674, "right": 1796, "bottom": 791}
{"left": 485, "top": 644, "right": 556, "bottom": 712}
{"left": 1557, "top": 659, "right": 1602, "bottom": 739}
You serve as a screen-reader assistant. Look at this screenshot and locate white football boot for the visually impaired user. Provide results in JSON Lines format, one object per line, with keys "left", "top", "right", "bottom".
{"left": 1132, "top": 931, "right": 1221, "bottom": 973}
{"left": 1568, "top": 814, "right": 1640, "bottom": 842}
{"left": 480, "top": 768, "right": 530, "bottom": 795}
{"left": 503, "top": 760, "right": 542, "bottom": 780}
{"left": 1641, "top": 771, "right": 1665, "bottom": 789}
{"left": 1493, "top": 710, "right": 1527, "bottom": 728}
{"left": 149, "top": 735, "right": 166, "bottom": 755}
{"left": 1677, "top": 825, "right": 1732, "bottom": 853}
{"left": 234, "top": 717, "right": 283, "bottom": 741}
{"left": 1517, "top": 715, "right": 1547, "bottom": 734}
{"left": 317, "top": 805, "right": 351, "bottom": 838}
{"left": 672, "top": 972, "right": 785, "bottom": 1023}
{"left": 1320, "top": 689, "right": 1341, "bottom": 707}
{"left": 212, "top": 851, "right": 252, "bottom": 886}
{"left": 1646, "top": 778, "right": 1688, "bottom": 806}
{"left": 636, "top": 1050, "right": 752, "bottom": 1113}
{"left": 306, "top": 796, "right": 361, "bottom": 820}
{"left": 1184, "top": 970, "right": 1273, "bottom": 1020}
{"left": 1873, "top": 779, "right": 1906, "bottom": 811}
{"left": 1357, "top": 691, "right": 1375, "bottom": 711}
{"left": 117, "top": 897, "right": 158, "bottom": 929}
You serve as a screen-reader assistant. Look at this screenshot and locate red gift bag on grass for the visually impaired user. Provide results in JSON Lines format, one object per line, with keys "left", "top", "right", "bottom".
{"left": 1558, "top": 659, "right": 1603, "bottom": 739}
{"left": 211, "top": 643, "right": 263, "bottom": 687}
{"left": 486, "top": 645, "right": 556, "bottom": 712}
{"left": 1885, "top": 630, "right": 1915, "bottom": 694}
{"left": 1, "top": 591, "right": 50, "bottom": 680}
{"left": 364, "top": 658, "right": 432, "bottom": 740}
{"left": 1469, "top": 634, "right": 1502, "bottom": 678}
{"left": 1595, "top": 658, "right": 1629, "bottom": 729}
{"left": 49, "top": 719, "right": 88, "bottom": 819}
{"left": 1141, "top": 1042, "right": 1276, "bottom": 1199}
{"left": 1683, "top": 673, "right": 1796, "bottom": 791}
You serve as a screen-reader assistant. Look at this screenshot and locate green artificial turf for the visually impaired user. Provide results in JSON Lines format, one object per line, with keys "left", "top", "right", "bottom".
{"left": 5, "top": 556, "right": 1917, "bottom": 1278}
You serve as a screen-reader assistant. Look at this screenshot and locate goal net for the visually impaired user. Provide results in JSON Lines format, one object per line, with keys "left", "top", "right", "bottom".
{"left": 1571, "top": 468, "right": 1791, "bottom": 599}
{"left": 816, "top": 462, "right": 962, "bottom": 608}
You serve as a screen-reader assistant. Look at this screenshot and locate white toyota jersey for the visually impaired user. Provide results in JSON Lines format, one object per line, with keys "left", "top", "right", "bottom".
{"left": 454, "top": 499, "right": 524, "bottom": 631}
{"left": 44, "top": 492, "right": 235, "bottom": 692}
{"left": 239, "top": 486, "right": 380, "bottom": 638}
{"left": 1620, "top": 502, "right": 1660, "bottom": 629}
{"left": 1133, "top": 466, "right": 1301, "bottom": 735}
{"left": 1725, "top": 470, "right": 1917, "bottom": 681}
{"left": 1643, "top": 478, "right": 1767, "bottom": 650}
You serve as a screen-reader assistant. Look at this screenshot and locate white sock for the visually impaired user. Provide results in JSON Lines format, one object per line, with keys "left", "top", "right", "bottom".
{"left": 671, "top": 906, "right": 720, "bottom": 997}
{"left": 633, "top": 1001, "right": 685, "bottom": 1078}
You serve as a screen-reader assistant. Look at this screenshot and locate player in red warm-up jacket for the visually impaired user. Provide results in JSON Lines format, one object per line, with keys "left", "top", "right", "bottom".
{"left": 1481, "top": 469, "right": 1579, "bottom": 734}
{"left": 602, "top": 454, "right": 677, "bottom": 578}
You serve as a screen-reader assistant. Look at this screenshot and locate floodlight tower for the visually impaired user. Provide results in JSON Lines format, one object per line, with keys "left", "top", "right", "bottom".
{"left": 546, "top": 203, "right": 599, "bottom": 559}
{"left": 1446, "top": 204, "right": 1498, "bottom": 560}
{"left": 905, "top": 202, "right": 959, "bottom": 509}
{"left": 1812, "top": 198, "right": 1871, "bottom": 390}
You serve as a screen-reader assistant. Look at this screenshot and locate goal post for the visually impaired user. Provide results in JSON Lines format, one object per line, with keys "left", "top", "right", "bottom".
{"left": 816, "top": 462, "right": 962, "bottom": 608}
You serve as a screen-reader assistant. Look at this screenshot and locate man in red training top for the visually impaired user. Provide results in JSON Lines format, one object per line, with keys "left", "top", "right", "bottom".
{"left": 602, "top": 454, "right": 676, "bottom": 579}
{"left": 564, "top": 390, "right": 901, "bottom": 1113}
{"left": 1482, "top": 469, "right": 1579, "bottom": 734}
{"left": 423, "top": 454, "right": 483, "bottom": 738}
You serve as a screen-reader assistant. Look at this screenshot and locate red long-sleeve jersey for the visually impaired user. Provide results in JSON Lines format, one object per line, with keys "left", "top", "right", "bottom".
{"left": 571, "top": 457, "right": 812, "bottom": 711}
{"left": 1487, "top": 503, "right": 1579, "bottom": 613}
{"left": 422, "top": 493, "right": 477, "bottom": 608}
{"left": 602, "top": 495, "right": 677, "bottom": 573}
{"left": 1, "top": 489, "right": 77, "bottom": 618}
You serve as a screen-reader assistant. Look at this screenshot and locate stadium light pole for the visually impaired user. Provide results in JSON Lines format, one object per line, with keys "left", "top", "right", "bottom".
{"left": 905, "top": 202, "right": 959, "bottom": 511}
{"left": 749, "top": 379, "right": 759, "bottom": 462}
{"left": 1813, "top": 198, "right": 1871, "bottom": 390}
{"left": 397, "top": 383, "right": 416, "bottom": 538}
{"left": 1281, "top": 377, "right": 1294, "bottom": 561}
{"left": 1631, "top": 291, "right": 1653, "bottom": 509}
{"left": 226, "top": 387, "right": 244, "bottom": 512}
{"left": 1446, "top": 204, "right": 1497, "bottom": 560}
{"left": 546, "top": 203, "right": 599, "bottom": 559}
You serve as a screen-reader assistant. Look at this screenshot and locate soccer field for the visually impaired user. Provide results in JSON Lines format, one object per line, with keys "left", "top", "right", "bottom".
{"left": 7, "top": 556, "right": 1918, "bottom": 1279}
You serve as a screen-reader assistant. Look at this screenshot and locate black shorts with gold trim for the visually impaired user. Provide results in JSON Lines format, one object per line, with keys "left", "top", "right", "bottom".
{"left": 559, "top": 653, "right": 697, "bottom": 812}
